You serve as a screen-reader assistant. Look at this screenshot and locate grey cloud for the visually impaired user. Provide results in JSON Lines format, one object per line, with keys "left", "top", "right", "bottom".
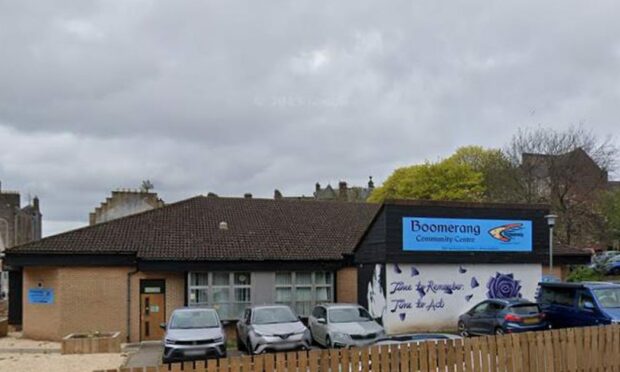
{"left": 0, "top": 0, "right": 619, "bottom": 235}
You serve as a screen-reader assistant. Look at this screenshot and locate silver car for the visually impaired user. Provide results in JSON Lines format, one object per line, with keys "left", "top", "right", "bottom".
{"left": 161, "top": 308, "right": 226, "bottom": 363}
{"left": 236, "top": 305, "right": 311, "bottom": 354}
{"left": 308, "top": 304, "right": 385, "bottom": 348}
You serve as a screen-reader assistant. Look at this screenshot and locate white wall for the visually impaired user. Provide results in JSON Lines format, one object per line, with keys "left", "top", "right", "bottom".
{"left": 382, "top": 263, "right": 541, "bottom": 334}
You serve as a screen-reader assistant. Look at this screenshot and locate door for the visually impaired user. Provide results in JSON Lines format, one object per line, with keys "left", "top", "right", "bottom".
{"left": 309, "top": 306, "right": 327, "bottom": 345}
{"left": 468, "top": 302, "right": 490, "bottom": 334}
{"left": 478, "top": 302, "right": 504, "bottom": 334}
{"left": 575, "top": 290, "right": 600, "bottom": 327}
{"left": 140, "top": 279, "right": 166, "bottom": 341}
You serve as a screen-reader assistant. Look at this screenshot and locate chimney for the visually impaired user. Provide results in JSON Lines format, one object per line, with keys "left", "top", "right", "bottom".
{"left": 338, "top": 181, "right": 348, "bottom": 200}
{"left": 244, "top": 193, "right": 253, "bottom": 199}
{"left": 315, "top": 182, "right": 321, "bottom": 192}
{"left": 274, "top": 189, "right": 283, "bottom": 200}
{"left": 33, "top": 196, "right": 39, "bottom": 210}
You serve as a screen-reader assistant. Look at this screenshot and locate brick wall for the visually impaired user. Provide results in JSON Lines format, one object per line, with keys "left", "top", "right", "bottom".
{"left": 336, "top": 267, "right": 357, "bottom": 303}
{"left": 23, "top": 267, "right": 61, "bottom": 340}
{"left": 22, "top": 267, "right": 184, "bottom": 342}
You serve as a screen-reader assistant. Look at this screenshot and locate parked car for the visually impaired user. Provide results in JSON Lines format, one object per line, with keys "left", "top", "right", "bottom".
{"left": 592, "top": 251, "right": 620, "bottom": 266}
{"left": 604, "top": 256, "right": 620, "bottom": 275}
{"left": 374, "top": 333, "right": 461, "bottom": 346}
{"left": 161, "top": 307, "right": 227, "bottom": 363}
{"left": 458, "top": 298, "right": 549, "bottom": 336}
{"left": 308, "top": 304, "right": 384, "bottom": 348}
{"left": 537, "top": 282, "right": 620, "bottom": 328}
{"left": 236, "top": 305, "right": 311, "bottom": 354}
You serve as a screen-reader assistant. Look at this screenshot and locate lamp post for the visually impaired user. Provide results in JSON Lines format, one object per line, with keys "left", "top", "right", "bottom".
{"left": 545, "top": 214, "right": 558, "bottom": 275}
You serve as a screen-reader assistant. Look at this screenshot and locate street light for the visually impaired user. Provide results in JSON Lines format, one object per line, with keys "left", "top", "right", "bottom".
{"left": 545, "top": 214, "right": 558, "bottom": 275}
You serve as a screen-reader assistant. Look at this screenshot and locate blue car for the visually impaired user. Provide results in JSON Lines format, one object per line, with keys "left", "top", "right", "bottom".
{"left": 458, "top": 298, "right": 549, "bottom": 336}
{"left": 537, "top": 282, "right": 620, "bottom": 328}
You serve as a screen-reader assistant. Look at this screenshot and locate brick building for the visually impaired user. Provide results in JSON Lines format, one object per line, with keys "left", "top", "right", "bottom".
{"left": 4, "top": 197, "right": 589, "bottom": 341}
{"left": 0, "top": 182, "right": 41, "bottom": 308}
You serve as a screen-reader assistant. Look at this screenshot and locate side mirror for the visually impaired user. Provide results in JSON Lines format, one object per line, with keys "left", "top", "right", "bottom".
{"left": 584, "top": 301, "right": 595, "bottom": 311}
{"left": 160, "top": 322, "right": 167, "bottom": 330}
{"left": 317, "top": 318, "right": 327, "bottom": 324}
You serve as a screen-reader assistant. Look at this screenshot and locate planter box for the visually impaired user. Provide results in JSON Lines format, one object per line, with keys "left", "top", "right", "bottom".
{"left": 0, "top": 318, "right": 7, "bottom": 337}
{"left": 61, "top": 331, "right": 121, "bottom": 354}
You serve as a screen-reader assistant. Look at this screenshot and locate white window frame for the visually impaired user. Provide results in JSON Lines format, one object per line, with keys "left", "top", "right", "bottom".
{"left": 187, "top": 272, "right": 252, "bottom": 320}
{"left": 274, "top": 271, "right": 334, "bottom": 316}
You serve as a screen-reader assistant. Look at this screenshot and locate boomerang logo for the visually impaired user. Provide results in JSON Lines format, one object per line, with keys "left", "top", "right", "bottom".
{"left": 488, "top": 223, "right": 524, "bottom": 242}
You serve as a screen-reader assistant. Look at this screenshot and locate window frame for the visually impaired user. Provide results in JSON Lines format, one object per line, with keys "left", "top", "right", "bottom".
{"left": 187, "top": 272, "right": 252, "bottom": 320}
{"left": 274, "top": 271, "right": 334, "bottom": 316}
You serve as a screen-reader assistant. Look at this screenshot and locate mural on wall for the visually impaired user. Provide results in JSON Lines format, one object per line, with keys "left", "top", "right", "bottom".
{"left": 367, "top": 264, "right": 386, "bottom": 321}
{"left": 380, "top": 263, "right": 540, "bottom": 334}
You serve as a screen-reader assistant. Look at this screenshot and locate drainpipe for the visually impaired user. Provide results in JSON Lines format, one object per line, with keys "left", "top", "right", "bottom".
{"left": 127, "top": 267, "right": 139, "bottom": 342}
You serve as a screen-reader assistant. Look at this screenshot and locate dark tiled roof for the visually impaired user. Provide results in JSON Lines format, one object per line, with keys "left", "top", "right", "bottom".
{"left": 8, "top": 196, "right": 380, "bottom": 261}
{"left": 554, "top": 245, "right": 592, "bottom": 256}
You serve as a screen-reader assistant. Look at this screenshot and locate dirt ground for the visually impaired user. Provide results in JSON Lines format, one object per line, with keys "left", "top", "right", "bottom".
{"left": 0, "top": 332, "right": 127, "bottom": 372}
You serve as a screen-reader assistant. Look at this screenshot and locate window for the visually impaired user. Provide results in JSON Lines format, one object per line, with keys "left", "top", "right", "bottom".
{"left": 275, "top": 271, "right": 333, "bottom": 316}
{"left": 540, "top": 288, "right": 575, "bottom": 306}
{"left": 187, "top": 272, "right": 251, "bottom": 319}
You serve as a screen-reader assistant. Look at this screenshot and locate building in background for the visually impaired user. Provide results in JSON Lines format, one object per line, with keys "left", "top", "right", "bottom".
{"left": 0, "top": 181, "right": 42, "bottom": 319}
{"left": 274, "top": 177, "right": 375, "bottom": 202}
{"left": 89, "top": 189, "right": 164, "bottom": 225}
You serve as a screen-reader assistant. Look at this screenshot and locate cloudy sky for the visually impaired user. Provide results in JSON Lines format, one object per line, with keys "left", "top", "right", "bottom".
{"left": 1, "top": 1, "right": 619, "bottom": 236}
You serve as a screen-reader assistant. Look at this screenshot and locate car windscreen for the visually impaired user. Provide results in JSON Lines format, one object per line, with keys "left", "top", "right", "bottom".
{"left": 328, "top": 307, "right": 373, "bottom": 323}
{"left": 508, "top": 305, "right": 540, "bottom": 315}
{"left": 252, "top": 307, "right": 298, "bottom": 324}
{"left": 593, "top": 288, "right": 620, "bottom": 308}
{"left": 170, "top": 310, "right": 220, "bottom": 329}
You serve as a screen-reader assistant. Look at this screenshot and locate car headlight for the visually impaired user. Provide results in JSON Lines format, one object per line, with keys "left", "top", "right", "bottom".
{"left": 253, "top": 330, "right": 269, "bottom": 337}
{"left": 331, "top": 332, "right": 349, "bottom": 341}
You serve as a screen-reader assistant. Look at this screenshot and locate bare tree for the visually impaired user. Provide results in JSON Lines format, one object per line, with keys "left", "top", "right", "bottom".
{"left": 504, "top": 125, "right": 618, "bottom": 245}
{"left": 141, "top": 180, "right": 154, "bottom": 192}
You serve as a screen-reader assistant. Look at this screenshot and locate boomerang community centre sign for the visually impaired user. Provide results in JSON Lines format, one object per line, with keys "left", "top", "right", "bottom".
{"left": 402, "top": 217, "right": 532, "bottom": 252}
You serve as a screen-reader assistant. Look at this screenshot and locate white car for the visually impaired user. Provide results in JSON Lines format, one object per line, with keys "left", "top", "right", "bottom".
{"left": 236, "top": 305, "right": 311, "bottom": 355}
{"left": 308, "top": 304, "right": 384, "bottom": 348}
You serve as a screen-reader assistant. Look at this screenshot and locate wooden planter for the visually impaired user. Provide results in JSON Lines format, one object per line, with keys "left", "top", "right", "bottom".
{"left": 0, "top": 318, "right": 7, "bottom": 337}
{"left": 61, "top": 331, "right": 121, "bottom": 354}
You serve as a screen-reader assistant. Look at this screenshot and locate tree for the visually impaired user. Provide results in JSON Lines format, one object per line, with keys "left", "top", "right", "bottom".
{"left": 141, "top": 180, "right": 154, "bottom": 192}
{"left": 600, "top": 189, "right": 620, "bottom": 247}
{"left": 446, "top": 146, "right": 520, "bottom": 203}
{"left": 504, "top": 125, "right": 618, "bottom": 245}
{"left": 368, "top": 161, "right": 485, "bottom": 203}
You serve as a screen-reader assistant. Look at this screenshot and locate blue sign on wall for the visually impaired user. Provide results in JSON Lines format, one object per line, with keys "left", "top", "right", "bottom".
{"left": 402, "top": 217, "right": 533, "bottom": 252}
{"left": 28, "top": 288, "right": 54, "bottom": 304}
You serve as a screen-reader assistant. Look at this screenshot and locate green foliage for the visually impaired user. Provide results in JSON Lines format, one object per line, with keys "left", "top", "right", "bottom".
{"left": 368, "top": 161, "right": 485, "bottom": 203}
{"left": 600, "top": 189, "right": 620, "bottom": 242}
{"left": 447, "top": 146, "right": 520, "bottom": 202}
{"left": 566, "top": 265, "right": 605, "bottom": 283}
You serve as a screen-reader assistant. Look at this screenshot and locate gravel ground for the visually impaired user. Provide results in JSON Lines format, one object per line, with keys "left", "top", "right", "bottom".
{"left": 0, "top": 332, "right": 127, "bottom": 372}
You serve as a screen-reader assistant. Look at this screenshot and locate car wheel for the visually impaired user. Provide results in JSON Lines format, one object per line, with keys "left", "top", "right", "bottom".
{"left": 458, "top": 321, "right": 469, "bottom": 337}
{"left": 495, "top": 328, "right": 505, "bottom": 336}
{"left": 325, "top": 335, "right": 332, "bottom": 349}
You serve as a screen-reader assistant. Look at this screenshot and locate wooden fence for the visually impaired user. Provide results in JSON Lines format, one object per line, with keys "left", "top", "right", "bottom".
{"left": 98, "top": 325, "right": 620, "bottom": 372}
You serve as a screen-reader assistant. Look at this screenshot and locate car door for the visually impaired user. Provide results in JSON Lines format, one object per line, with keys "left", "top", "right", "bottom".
{"left": 237, "top": 309, "right": 251, "bottom": 347}
{"left": 478, "top": 302, "right": 504, "bottom": 334}
{"left": 312, "top": 307, "right": 328, "bottom": 345}
{"left": 308, "top": 306, "right": 322, "bottom": 343}
{"left": 468, "top": 302, "right": 490, "bottom": 335}
{"left": 575, "top": 290, "right": 601, "bottom": 327}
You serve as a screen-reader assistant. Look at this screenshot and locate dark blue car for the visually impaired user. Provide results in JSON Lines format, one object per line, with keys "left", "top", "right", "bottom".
{"left": 537, "top": 282, "right": 620, "bottom": 328}
{"left": 458, "top": 298, "right": 549, "bottom": 336}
